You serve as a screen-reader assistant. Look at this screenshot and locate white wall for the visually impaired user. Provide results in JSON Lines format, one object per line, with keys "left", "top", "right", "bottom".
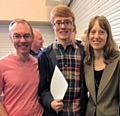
{"left": 0, "top": 0, "right": 54, "bottom": 22}
{"left": 70, "top": 0, "right": 120, "bottom": 47}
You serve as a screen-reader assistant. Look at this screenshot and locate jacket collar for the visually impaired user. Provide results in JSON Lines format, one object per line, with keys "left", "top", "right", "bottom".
{"left": 85, "top": 56, "right": 120, "bottom": 103}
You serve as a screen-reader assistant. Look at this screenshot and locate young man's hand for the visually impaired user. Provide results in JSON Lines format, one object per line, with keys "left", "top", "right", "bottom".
{"left": 51, "top": 99, "right": 64, "bottom": 112}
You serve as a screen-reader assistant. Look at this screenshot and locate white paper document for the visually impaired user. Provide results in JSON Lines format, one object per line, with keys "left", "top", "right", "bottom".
{"left": 50, "top": 65, "right": 68, "bottom": 99}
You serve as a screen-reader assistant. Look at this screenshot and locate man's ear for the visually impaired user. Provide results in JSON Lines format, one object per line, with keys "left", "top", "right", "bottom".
{"left": 9, "top": 34, "right": 13, "bottom": 43}
{"left": 32, "top": 35, "right": 34, "bottom": 42}
{"left": 75, "top": 30, "right": 77, "bottom": 34}
{"left": 51, "top": 24, "right": 55, "bottom": 30}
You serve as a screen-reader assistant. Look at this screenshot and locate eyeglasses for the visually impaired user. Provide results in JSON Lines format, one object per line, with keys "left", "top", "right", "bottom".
{"left": 54, "top": 21, "right": 73, "bottom": 28}
{"left": 12, "top": 34, "right": 32, "bottom": 39}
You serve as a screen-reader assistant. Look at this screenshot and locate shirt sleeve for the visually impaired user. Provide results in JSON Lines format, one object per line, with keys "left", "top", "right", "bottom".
{"left": 0, "top": 68, "right": 3, "bottom": 90}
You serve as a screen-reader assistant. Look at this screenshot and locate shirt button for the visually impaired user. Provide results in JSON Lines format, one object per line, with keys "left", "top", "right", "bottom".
{"left": 64, "top": 64, "right": 67, "bottom": 67}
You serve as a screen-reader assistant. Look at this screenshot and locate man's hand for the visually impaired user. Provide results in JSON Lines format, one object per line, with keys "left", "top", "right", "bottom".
{"left": 51, "top": 99, "right": 64, "bottom": 112}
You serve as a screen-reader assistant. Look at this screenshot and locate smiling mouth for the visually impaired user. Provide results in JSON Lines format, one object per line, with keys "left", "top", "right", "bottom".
{"left": 93, "top": 40, "right": 101, "bottom": 43}
{"left": 19, "top": 45, "right": 28, "bottom": 48}
{"left": 60, "top": 31, "right": 68, "bottom": 35}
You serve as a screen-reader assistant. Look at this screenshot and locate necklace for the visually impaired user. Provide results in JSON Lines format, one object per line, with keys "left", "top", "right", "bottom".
{"left": 94, "top": 58, "right": 105, "bottom": 90}
{"left": 95, "top": 80, "right": 99, "bottom": 89}
{"left": 94, "top": 69, "right": 104, "bottom": 89}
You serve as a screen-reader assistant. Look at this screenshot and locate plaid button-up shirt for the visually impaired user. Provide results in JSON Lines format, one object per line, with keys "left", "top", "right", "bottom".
{"left": 53, "top": 41, "right": 82, "bottom": 116}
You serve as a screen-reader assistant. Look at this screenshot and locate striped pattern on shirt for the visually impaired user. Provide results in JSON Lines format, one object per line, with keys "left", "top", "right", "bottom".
{"left": 53, "top": 42, "right": 82, "bottom": 116}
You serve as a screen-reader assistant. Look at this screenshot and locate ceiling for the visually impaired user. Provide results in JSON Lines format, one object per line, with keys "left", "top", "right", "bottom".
{"left": 45, "top": 0, "right": 71, "bottom": 6}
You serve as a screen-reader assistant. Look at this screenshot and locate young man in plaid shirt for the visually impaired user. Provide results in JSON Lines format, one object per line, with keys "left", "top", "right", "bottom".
{"left": 38, "top": 5, "right": 88, "bottom": 116}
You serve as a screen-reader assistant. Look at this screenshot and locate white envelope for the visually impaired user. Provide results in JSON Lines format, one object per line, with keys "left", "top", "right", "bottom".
{"left": 50, "top": 65, "right": 68, "bottom": 99}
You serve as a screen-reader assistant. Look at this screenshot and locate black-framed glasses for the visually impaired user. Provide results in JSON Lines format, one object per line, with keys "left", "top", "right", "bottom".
{"left": 54, "top": 21, "right": 73, "bottom": 28}
{"left": 12, "top": 33, "right": 32, "bottom": 39}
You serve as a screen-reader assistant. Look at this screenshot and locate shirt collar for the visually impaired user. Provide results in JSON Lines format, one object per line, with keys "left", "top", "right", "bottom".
{"left": 53, "top": 40, "right": 78, "bottom": 50}
{"left": 30, "top": 49, "right": 41, "bottom": 55}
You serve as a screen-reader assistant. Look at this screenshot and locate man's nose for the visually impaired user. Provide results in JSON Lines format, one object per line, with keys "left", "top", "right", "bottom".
{"left": 20, "top": 37, "right": 26, "bottom": 42}
{"left": 61, "top": 23, "right": 66, "bottom": 28}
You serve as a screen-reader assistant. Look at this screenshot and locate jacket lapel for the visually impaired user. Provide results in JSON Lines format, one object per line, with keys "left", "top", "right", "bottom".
{"left": 97, "top": 56, "right": 119, "bottom": 99}
{"left": 85, "top": 61, "right": 96, "bottom": 103}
